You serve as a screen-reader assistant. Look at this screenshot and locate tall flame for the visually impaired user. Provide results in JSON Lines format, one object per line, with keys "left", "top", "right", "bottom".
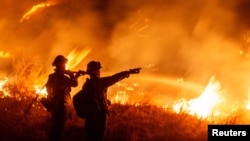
{"left": 66, "top": 47, "right": 91, "bottom": 70}
{"left": 173, "top": 75, "right": 222, "bottom": 118}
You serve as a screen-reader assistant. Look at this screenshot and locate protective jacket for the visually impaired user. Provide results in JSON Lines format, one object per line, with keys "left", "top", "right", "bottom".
{"left": 46, "top": 70, "right": 78, "bottom": 106}
{"left": 84, "top": 70, "right": 131, "bottom": 141}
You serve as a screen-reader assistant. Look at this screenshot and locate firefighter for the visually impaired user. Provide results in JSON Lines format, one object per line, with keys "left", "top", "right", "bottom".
{"left": 45, "top": 55, "right": 80, "bottom": 141}
{"left": 82, "top": 60, "right": 141, "bottom": 141}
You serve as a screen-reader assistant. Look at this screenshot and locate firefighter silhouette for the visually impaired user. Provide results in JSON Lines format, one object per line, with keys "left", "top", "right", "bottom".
{"left": 45, "top": 55, "right": 79, "bottom": 141}
{"left": 82, "top": 60, "right": 141, "bottom": 141}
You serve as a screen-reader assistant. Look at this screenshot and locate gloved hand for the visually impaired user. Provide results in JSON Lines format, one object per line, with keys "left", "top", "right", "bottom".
{"left": 75, "top": 70, "right": 86, "bottom": 77}
{"left": 129, "top": 68, "right": 141, "bottom": 74}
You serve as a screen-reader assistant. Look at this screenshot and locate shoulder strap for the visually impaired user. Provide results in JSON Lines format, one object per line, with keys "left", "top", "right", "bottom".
{"left": 82, "top": 78, "right": 97, "bottom": 98}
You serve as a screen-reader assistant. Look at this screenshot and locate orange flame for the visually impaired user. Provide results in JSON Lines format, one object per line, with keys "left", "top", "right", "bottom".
{"left": 113, "top": 90, "right": 129, "bottom": 105}
{"left": 19, "top": 2, "right": 56, "bottom": 22}
{"left": 173, "top": 75, "right": 222, "bottom": 118}
{"left": 34, "top": 85, "right": 47, "bottom": 96}
{"left": 66, "top": 47, "right": 91, "bottom": 70}
{"left": 0, "top": 77, "right": 10, "bottom": 97}
{"left": 0, "top": 51, "right": 10, "bottom": 58}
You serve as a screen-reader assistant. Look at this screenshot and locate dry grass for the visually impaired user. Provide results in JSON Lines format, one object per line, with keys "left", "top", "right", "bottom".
{"left": 106, "top": 104, "right": 208, "bottom": 141}
{"left": 1, "top": 94, "right": 249, "bottom": 141}
{"left": 0, "top": 97, "right": 209, "bottom": 141}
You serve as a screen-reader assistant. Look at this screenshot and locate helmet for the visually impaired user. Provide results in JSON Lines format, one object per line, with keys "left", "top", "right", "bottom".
{"left": 86, "top": 60, "right": 102, "bottom": 73}
{"left": 52, "top": 55, "right": 68, "bottom": 66}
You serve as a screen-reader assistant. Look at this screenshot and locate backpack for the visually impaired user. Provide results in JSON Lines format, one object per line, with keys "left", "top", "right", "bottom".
{"left": 72, "top": 79, "right": 94, "bottom": 118}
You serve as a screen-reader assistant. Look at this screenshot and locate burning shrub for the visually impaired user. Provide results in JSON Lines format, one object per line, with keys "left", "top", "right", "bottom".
{"left": 2, "top": 55, "right": 48, "bottom": 98}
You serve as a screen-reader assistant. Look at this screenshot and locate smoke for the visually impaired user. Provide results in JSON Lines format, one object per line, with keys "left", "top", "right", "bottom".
{"left": 1, "top": 0, "right": 250, "bottom": 102}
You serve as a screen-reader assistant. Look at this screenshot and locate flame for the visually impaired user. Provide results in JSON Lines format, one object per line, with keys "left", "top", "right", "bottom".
{"left": 19, "top": 2, "right": 56, "bottom": 22}
{"left": 109, "top": 82, "right": 139, "bottom": 105}
{"left": 246, "top": 103, "right": 250, "bottom": 110}
{"left": 66, "top": 47, "right": 91, "bottom": 70}
{"left": 113, "top": 90, "right": 129, "bottom": 105}
{"left": 0, "top": 51, "right": 10, "bottom": 58}
{"left": 34, "top": 85, "right": 47, "bottom": 96}
{"left": 173, "top": 75, "right": 222, "bottom": 118}
{"left": 0, "top": 77, "right": 10, "bottom": 97}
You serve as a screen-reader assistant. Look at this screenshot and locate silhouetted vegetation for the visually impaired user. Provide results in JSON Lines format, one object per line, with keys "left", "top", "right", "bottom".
{"left": 0, "top": 96, "right": 209, "bottom": 141}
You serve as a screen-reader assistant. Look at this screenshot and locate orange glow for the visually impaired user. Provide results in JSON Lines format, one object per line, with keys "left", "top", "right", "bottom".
{"left": 34, "top": 85, "right": 47, "bottom": 97}
{"left": 19, "top": 2, "right": 56, "bottom": 22}
{"left": 0, "top": 51, "right": 10, "bottom": 58}
{"left": 0, "top": 77, "right": 10, "bottom": 97}
{"left": 173, "top": 75, "right": 222, "bottom": 118}
{"left": 113, "top": 90, "right": 129, "bottom": 105}
{"left": 246, "top": 90, "right": 250, "bottom": 110}
{"left": 246, "top": 103, "right": 250, "bottom": 110}
{"left": 66, "top": 47, "right": 91, "bottom": 70}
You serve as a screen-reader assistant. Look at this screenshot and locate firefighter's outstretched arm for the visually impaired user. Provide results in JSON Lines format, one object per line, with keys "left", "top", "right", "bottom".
{"left": 129, "top": 67, "right": 141, "bottom": 74}
{"left": 105, "top": 67, "right": 141, "bottom": 86}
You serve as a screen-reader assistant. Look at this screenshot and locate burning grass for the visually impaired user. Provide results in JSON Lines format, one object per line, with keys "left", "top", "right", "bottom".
{"left": 1, "top": 55, "right": 250, "bottom": 141}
